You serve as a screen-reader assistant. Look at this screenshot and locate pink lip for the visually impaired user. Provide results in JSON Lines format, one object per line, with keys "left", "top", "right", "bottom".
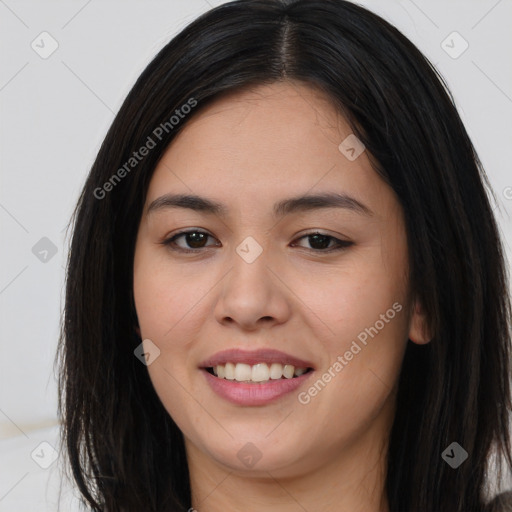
{"left": 202, "top": 369, "right": 314, "bottom": 406}
{"left": 199, "top": 348, "right": 314, "bottom": 369}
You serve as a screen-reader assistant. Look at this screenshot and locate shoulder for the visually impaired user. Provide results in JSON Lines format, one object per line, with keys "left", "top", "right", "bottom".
{"left": 484, "top": 491, "right": 512, "bottom": 512}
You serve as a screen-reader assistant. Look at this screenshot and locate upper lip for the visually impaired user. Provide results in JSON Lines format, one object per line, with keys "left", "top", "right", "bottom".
{"left": 199, "top": 349, "right": 314, "bottom": 369}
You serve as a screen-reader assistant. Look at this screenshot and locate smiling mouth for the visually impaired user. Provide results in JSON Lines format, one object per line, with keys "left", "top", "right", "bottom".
{"left": 204, "top": 362, "right": 314, "bottom": 384}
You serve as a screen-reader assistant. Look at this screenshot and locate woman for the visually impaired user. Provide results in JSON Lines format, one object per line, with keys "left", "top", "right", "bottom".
{"left": 56, "top": 1, "right": 512, "bottom": 510}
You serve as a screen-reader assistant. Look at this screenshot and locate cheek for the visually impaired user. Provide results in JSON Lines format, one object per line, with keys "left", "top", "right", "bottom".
{"left": 292, "top": 254, "right": 408, "bottom": 347}
{"left": 132, "top": 246, "right": 209, "bottom": 426}
{"left": 133, "top": 244, "right": 210, "bottom": 342}
{"left": 293, "top": 248, "right": 409, "bottom": 411}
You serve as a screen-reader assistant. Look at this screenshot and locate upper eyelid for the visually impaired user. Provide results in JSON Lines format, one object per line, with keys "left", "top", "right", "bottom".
{"left": 164, "top": 229, "right": 351, "bottom": 249}
{"left": 166, "top": 228, "right": 344, "bottom": 240}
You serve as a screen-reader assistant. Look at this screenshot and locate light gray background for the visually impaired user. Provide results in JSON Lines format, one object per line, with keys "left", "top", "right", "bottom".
{"left": 1, "top": 0, "right": 511, "bottom": 509}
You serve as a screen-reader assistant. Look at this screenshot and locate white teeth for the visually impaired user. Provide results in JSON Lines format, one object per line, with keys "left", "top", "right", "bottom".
{"left": 252, "top": 363, "right": 270, "bottom": 382}
{"left": 234, "top": 363, "right": 252, "bottom": 382}
{"left": 283, "top": 364, "right": 295, "bottom": 379}
{"left": 209, "top": 362, "right": 309, "bottom": 383}
{"left": 224, "top": 362, "right": 235, "bottom": 380}
{"left": 269, "top": 363, "right": 283, "bottom": 380}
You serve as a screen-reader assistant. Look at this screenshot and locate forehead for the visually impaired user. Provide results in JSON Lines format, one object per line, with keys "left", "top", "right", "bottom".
{"left": 145, "top": 81, "right": 397, "bottom": 219}
{"left": 187, "top": 80, "right": 343, "bottom": 132}
{"left": 174, "top": 81, "right": 347, "bottom": 162}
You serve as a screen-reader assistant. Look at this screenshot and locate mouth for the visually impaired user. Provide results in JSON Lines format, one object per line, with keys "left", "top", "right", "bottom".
{"left": 199, "top": 349, "right": 315, "bottom": 405}
{"left": 204, "top": 362, "right": 314, "bottom": 383}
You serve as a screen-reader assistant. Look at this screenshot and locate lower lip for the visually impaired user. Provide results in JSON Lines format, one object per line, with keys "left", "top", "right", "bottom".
{"left": 202, "top": 369, "right": 313, "bottom": 406}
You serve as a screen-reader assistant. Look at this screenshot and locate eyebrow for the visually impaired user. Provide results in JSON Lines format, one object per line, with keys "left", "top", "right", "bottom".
{"left": 146, "top": 192, "right": 373, "bottom": 218}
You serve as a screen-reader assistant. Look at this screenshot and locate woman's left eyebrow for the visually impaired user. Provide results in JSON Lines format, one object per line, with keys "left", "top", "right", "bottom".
{"left": 146, "top": 192, "right": 374, "bottom": 218}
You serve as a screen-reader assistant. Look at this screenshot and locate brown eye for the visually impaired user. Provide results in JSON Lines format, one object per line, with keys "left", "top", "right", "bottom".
{"left": 161, "top": 230, "right": 352, "bottom": 254}
{"left": 292, "top": 232, "right": 353, "bottom": 252}
{"left": 162, "top": 230, "right": 220, "bottom": 253}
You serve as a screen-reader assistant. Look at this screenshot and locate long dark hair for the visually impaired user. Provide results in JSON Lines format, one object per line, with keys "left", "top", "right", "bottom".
{"left": 55, "top": 1, "right": 512, "bottom": 510}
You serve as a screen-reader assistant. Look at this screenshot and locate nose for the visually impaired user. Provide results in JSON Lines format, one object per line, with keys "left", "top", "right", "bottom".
{"left": 213, "top": 241, "right": 291, "bottom": 331}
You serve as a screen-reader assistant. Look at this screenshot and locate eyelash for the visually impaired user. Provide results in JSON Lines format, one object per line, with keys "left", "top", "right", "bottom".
{"left": 160, "top": 229, "right": 353, "bottom": 254}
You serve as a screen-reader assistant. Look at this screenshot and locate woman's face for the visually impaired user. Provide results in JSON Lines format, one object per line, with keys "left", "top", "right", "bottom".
{"left": 133, "top": 81, "right": 427, "bottom": 480}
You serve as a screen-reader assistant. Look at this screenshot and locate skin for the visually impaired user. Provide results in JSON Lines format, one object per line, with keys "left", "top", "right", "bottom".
{"left": 133, "top": 81, "right": 430, "bottom": 512}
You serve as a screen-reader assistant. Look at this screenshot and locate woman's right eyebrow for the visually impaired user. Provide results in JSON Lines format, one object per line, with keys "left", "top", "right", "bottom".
{"left": 146, "top": 192, "right": 374, "bottom": 219}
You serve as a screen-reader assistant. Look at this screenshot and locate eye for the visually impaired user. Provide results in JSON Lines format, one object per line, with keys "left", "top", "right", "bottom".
{"left": 160, "top": 229, "right": 353, "bottom": 254}
{"left": 291, "top": 232, "right": 353, "bottom": 253}
{"left": 161, "top": 229, "right": 220, "bottom": 253}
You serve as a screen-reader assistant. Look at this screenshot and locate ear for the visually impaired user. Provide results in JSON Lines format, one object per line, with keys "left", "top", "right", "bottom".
{"left": 408, "top": 298, "right": 432, "bottom": 345}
